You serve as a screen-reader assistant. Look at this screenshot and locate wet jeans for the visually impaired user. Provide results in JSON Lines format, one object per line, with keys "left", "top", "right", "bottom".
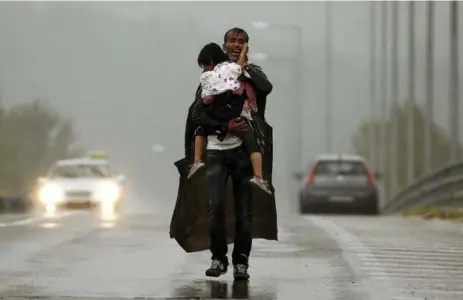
{"left": 205, "top": 145, "right": 253, "bottom": 266}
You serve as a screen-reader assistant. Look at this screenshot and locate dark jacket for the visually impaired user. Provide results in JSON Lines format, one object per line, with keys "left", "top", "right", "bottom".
{"left": 170, "top": 62, "right": 277, "bottom": 253}
{"left": 183, "top": 86, "right": 201, "bottom": 162}
{"left": 184, "top": 63, "right": 273, "bottom": 162}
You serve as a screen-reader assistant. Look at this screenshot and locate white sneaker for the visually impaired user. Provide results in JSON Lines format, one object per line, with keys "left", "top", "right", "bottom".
{"left": 187, "top": 160, "right": 205, "bottom": 179}
{"left": 250, "top": 176, "right": 272, "bottom": 195}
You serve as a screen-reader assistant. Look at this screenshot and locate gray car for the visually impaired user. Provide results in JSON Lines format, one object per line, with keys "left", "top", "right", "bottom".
{"left": 297, "top": 154, "right": 380, "bottom": 215}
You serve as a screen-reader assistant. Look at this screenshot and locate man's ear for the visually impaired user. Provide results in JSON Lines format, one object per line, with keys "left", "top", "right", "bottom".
{"left": 222, "top": 44, "right": 226, "bottom": 52}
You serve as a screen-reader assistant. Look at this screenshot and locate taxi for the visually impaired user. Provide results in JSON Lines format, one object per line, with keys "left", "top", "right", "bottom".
{"left": 35, "top": 151, "right": 125, "bottom": 212}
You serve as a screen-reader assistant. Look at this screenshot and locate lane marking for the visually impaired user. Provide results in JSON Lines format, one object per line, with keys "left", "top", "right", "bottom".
{"left": 360, "top": 266, "right": 463, "bottom": 273}
{"left": 308, "top": 216, "right": 463, "bottom": 299}
{"left": 398, "top": 288, "right": 463, "bottom": 296}
{"left": 372, "top": 275, "right": 463, "bottom": 281}
{"left": 347, "top": 245, "right": 463, "bottom": 252}
{"left": 308, "top": 216, "right": 404, "bottom": 300}
{"left": 356, "top": 252, "right": 463, "bottom": 260}
{"left": 0, "top": 211, "right": 80, "bottom": 228}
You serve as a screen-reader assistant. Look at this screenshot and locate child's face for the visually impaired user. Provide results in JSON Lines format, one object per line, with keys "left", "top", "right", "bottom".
{"left": 202, "top": 64, "right": 214, "bottom": 72}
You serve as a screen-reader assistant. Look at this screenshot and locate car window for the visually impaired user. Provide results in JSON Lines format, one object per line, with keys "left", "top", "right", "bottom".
{"left": 49, "top": 164, "right": 112, "bottom": 178}
{"left": 315, "top": 160, "right": 366, "bottom": 176}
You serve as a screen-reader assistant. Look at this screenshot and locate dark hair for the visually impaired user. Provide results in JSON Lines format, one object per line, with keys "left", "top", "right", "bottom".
{"left": 223, "top": 27, "right": 249, "bottom": 43}
{"left": 197, "top": 42, "right": 229, "bottom": 68}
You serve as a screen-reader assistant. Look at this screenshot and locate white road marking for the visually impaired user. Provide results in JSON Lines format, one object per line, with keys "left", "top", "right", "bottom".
{"left": 308, "top": 216, "right": 408, "bottom": 300}
{"left": 308, "top": 215, "right": 463, "bottom": 300}
{"left": 0, "top": 211, "right": 81, "bottom": 227}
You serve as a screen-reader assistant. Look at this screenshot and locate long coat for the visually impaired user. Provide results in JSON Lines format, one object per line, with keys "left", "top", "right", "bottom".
{"left": 169, "top": 63, "right": 278, "bottom": 252}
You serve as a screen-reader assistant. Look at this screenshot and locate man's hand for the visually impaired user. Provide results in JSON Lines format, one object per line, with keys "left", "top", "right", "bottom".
{"left": 227, "top": 117, "right": 248, "bottom": 133}
{"left": 237, "top": 43, "right": 248, "bottom": 67}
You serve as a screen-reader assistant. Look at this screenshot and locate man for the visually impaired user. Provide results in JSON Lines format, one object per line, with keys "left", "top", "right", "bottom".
{"left": 191, "top": 27, "right": 273, "bottom": 281}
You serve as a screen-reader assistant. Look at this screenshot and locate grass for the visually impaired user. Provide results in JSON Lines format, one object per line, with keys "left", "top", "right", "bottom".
{"left": 402, "top": 205, "right": 463, "bottom": 221}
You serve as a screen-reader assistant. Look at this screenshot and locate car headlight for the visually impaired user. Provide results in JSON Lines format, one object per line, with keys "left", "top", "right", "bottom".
{"left": 38, "top": 184, "right": 64, "bottom": 204}
{"left": 95, "top": 181, "right": 121, "bottom": 203}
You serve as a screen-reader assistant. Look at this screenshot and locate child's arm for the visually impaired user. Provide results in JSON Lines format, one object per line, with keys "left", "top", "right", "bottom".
{"left": 200, "top": 71, "right": 217, "bottom": 99}
{"left": 201, "top": 65, "right": 241, "bottom": 98}
{"left": 199, "top": 73, "right": 216, "bottom": 104}
{"left": 228, "top": 62, "right": 245, "bottom": 76}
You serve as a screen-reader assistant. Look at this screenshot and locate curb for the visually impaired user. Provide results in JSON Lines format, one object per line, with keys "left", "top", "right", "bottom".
{"left": 402, "top": 205, "right": 463, "bottom": 221}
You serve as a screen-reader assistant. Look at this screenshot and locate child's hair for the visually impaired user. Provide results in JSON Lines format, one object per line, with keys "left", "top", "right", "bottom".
{"left": 197, "top": 42, "right": 229, "bottom": 68}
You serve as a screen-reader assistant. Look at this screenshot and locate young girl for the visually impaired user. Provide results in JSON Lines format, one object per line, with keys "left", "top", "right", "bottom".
{"left": 187, "top": 42, "right": 272, "bottom": 195}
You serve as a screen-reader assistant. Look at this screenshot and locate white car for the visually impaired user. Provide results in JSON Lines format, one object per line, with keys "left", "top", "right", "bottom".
{"left": 36, "top": 157, "right": 125, "bottom": 212}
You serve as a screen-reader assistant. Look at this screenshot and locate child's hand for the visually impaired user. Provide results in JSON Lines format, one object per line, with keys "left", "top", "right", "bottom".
{"left": 228, "top": 117, "right": 248, "bottom": 133}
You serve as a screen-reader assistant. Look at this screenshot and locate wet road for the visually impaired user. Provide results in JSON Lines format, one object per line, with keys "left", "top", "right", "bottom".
{"left": 1, "top": 206, "right": 463, "bottom": 300}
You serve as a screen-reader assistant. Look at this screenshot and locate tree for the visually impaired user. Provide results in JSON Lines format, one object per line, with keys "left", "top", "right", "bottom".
{"left": 352, "top": 101, "right": 462, "bottom": 200}
{"left": 0, "top": 98, "right": 84, "bottom": 194}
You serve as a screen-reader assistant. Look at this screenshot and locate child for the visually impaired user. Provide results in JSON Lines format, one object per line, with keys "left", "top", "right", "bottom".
{"left": 187, "top": 42, "right": 272, "bottom": 195}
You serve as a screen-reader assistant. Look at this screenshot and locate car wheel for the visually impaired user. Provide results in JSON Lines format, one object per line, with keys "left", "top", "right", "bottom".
{"left": 299, "top": 200, "right": 317, "bottom": 215}
{"left": 299, "top": 200, "right": 309, "bottom": 214}
{"left": 364, "top": 199, "right": 379, "bottom": 215}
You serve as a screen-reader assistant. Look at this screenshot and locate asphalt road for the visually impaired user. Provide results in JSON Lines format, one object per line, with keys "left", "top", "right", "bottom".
{"left": 1, "top": 204, "right": 463, "bottom": 300}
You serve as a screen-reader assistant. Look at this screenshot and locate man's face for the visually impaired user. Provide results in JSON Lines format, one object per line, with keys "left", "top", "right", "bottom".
{"left": 223, "top": 31, "right": 248, "bottom": 62}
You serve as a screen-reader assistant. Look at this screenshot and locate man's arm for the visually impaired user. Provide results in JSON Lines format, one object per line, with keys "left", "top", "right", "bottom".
{"left": 192, "top": 92, "right": 249, "bottom": 135}
{"left": 191, "top": 91, "right": 227, "bottom": 132}
{"left": 244, "top": 63, "right": 273, "bottom": 95}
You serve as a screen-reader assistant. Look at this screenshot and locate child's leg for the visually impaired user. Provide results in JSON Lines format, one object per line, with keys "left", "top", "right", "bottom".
{"left": 239, "top": 129, "right": 263, "bottom": 177}
{"left": 250, "top": 152, "right": 263, "bottom": 178}
{"left": 194, "top": 135, "right": 206, "bottom": 162}
{"left": 188, "top": 131, "right": 207, "bottom": 179}
{"left": 239, "top": 129, "right": 272, "bottom": 195}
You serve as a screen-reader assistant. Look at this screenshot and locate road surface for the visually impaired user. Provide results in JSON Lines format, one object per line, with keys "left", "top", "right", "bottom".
{"left": 1, "top": 205, "right": 463, "bottom": 299}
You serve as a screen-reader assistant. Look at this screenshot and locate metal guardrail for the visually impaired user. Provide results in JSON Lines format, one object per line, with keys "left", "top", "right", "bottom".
{"left": 382, "top": 161, "right": 463, "bottom": 213}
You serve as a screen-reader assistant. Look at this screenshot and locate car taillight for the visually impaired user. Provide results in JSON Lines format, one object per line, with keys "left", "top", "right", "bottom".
{"left": 363, "top": 165, "right": 375, "bottom": 185}
{"left": 306, "top": 164, "right": 318, "bottom": 184}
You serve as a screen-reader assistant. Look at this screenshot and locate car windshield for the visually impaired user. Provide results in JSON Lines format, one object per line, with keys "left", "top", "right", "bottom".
{"left": 49, "top": 164, "right": 112, "bottom": 178}
{"left": 315, "top": 160, "right": 366, "bottom": 176}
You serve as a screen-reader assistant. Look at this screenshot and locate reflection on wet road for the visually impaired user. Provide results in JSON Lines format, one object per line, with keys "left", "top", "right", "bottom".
{"left": 1, "top": 205, "right": 463, "bottom": 299}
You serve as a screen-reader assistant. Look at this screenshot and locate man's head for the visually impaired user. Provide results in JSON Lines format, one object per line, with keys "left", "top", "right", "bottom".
{"left": 223, "top": 27, "right": 249, "bottom": 63}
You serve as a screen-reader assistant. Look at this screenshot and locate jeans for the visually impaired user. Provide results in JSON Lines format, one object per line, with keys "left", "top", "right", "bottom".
{"left": 205, "top": 145, "right": 253, "bottom": 266}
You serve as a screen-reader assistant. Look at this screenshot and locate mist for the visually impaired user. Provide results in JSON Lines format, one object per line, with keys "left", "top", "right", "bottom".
{"left": 1, "top": 1, "right": 462, "bottom": 213}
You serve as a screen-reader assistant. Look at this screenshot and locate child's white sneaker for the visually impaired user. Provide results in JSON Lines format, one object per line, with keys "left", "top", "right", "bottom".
{"left": 187, "top": 160, "right": 205, "bottom": 179}
{"left": 250, "top": 176, "right": 272, "bottom": 195}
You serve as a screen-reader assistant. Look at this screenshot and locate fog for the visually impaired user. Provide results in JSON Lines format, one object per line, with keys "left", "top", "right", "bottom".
{"left": 0, "top": 1, "right": 462, "bottom": 213}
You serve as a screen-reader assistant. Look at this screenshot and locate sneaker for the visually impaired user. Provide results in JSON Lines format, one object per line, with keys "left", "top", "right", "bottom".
{"left": 250, "top": 176, "right": 272, "bottom": 195}
{"left": 187, "top": 160, "right": 205, "bottom": 179}
{"left": 233, "top": 264, "right": 250, "bottom": 281}
{"left": 205, "top": 259, "right": 227, "bottom": 277}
